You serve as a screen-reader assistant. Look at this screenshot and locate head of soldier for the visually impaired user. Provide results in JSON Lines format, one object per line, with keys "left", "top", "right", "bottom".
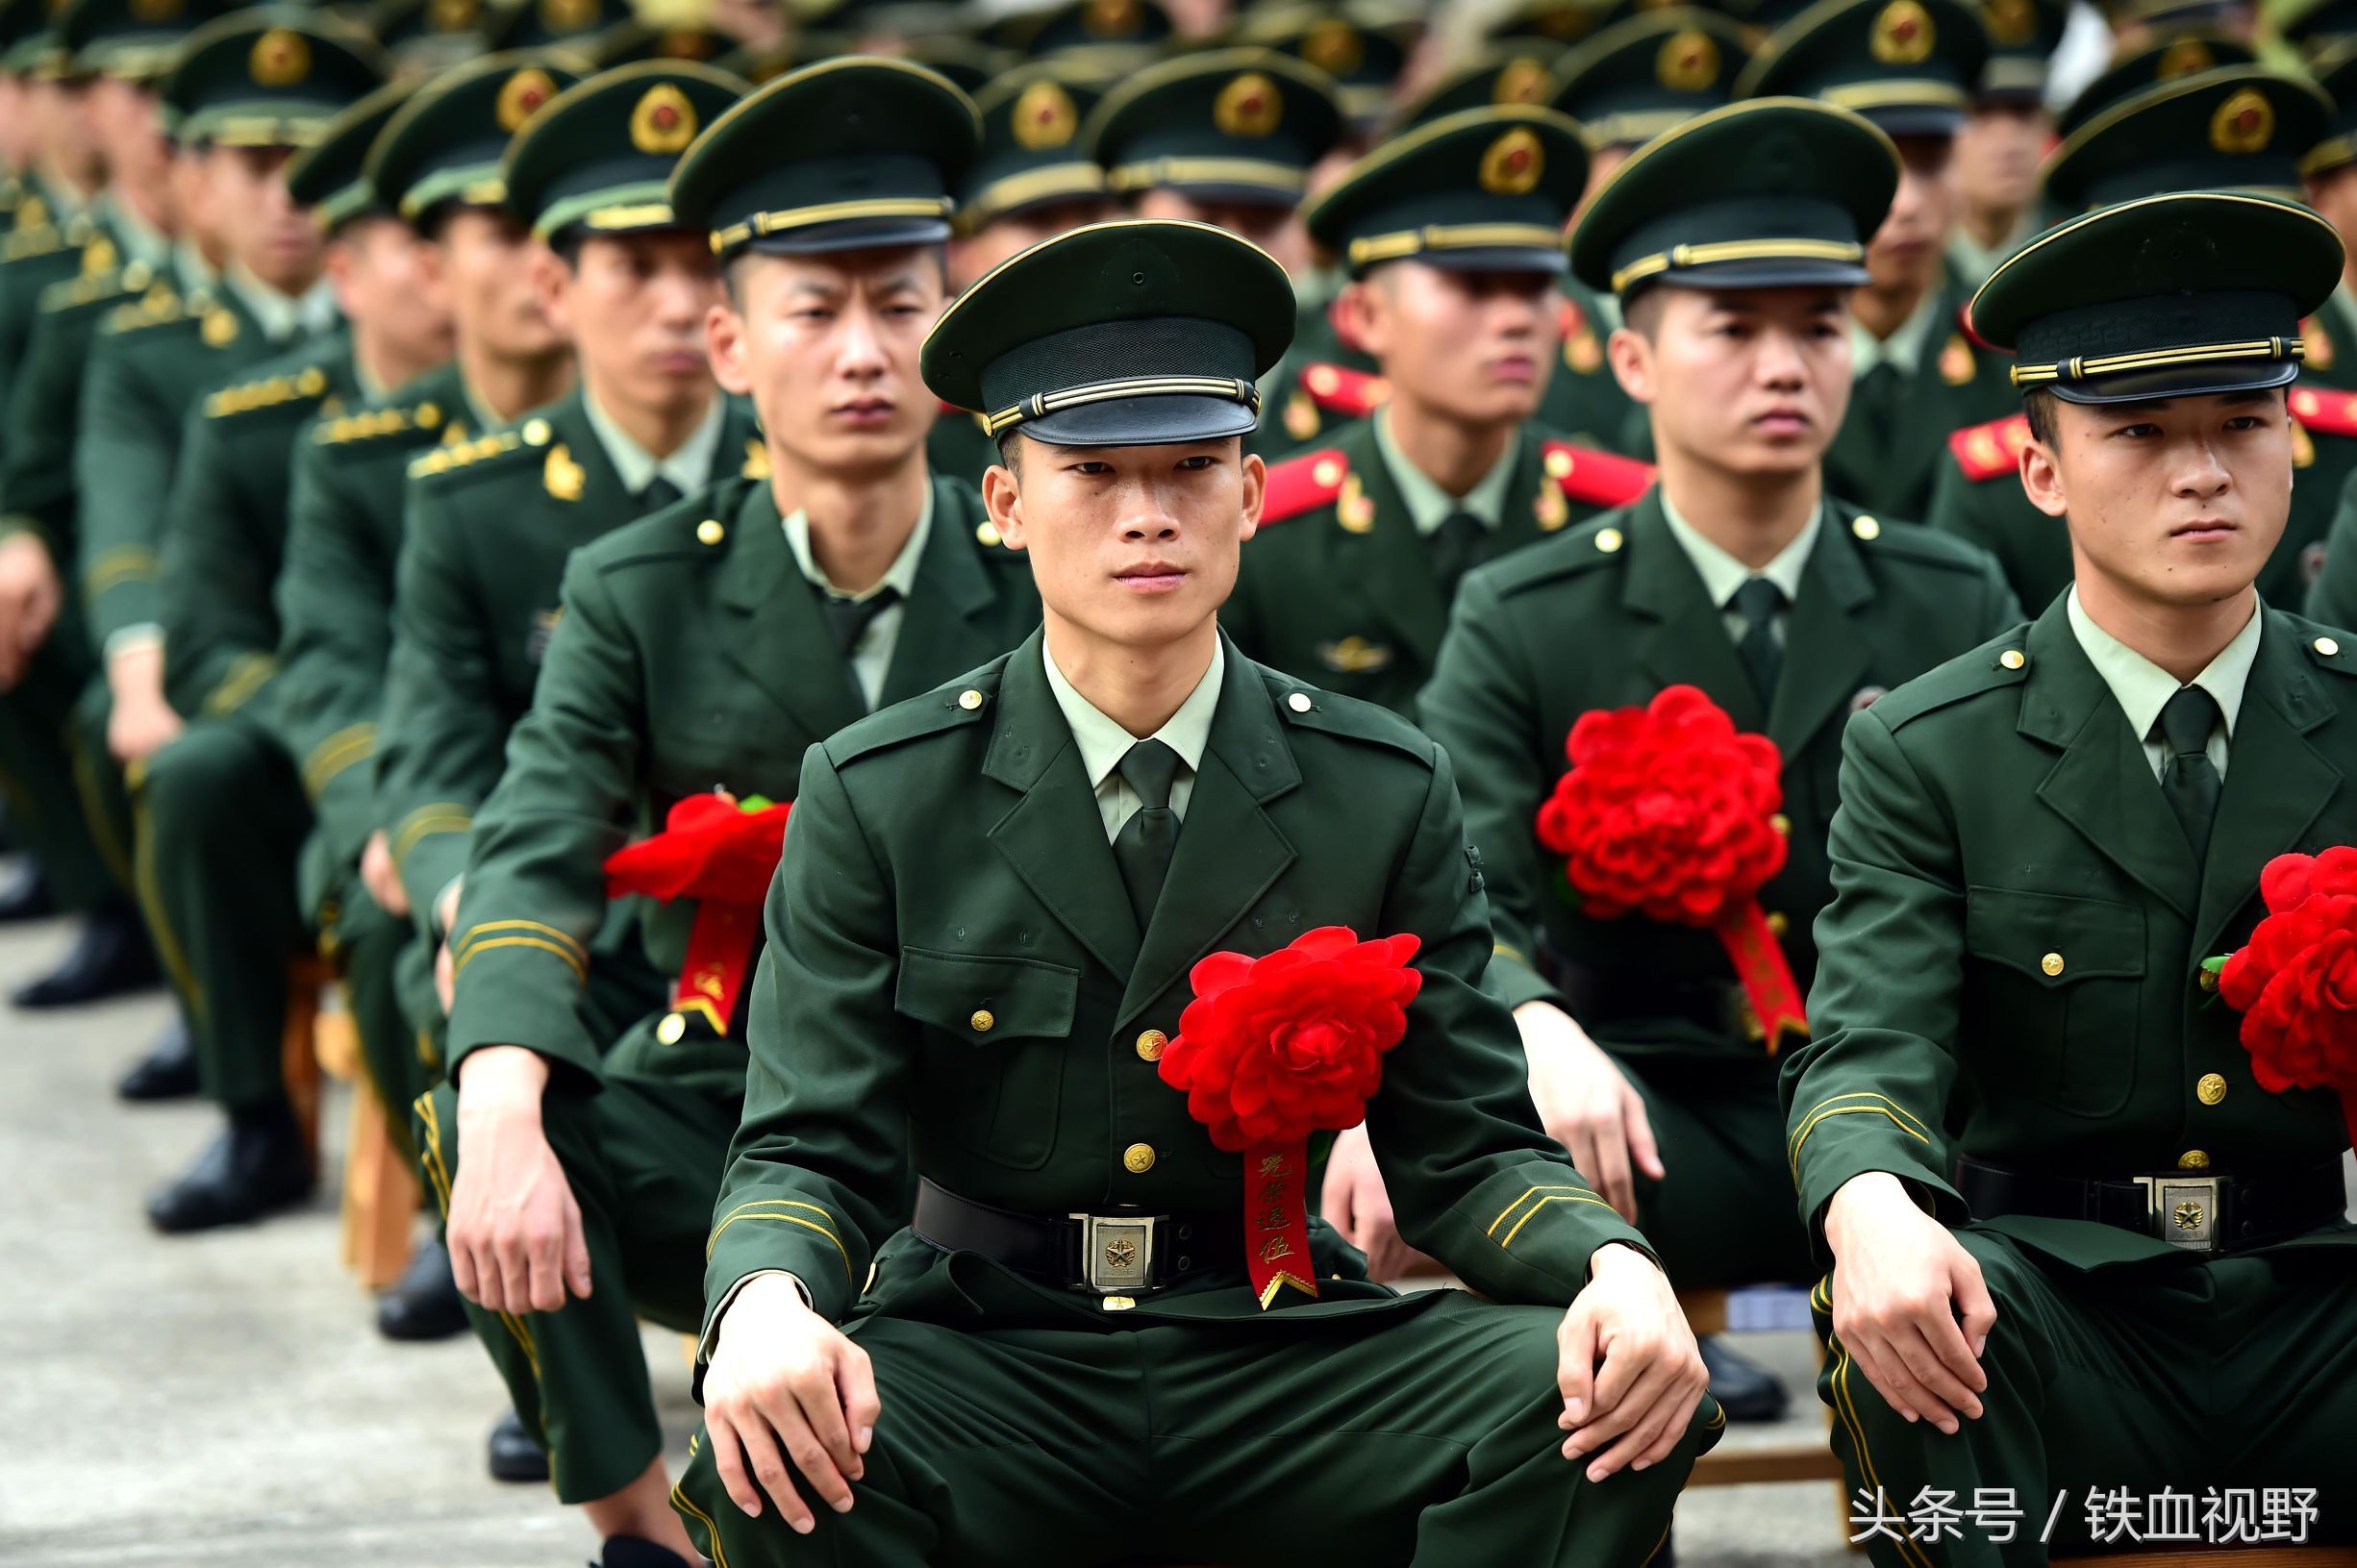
{"left": 70, "top": 0, "right": 199, "bottom": 229}
{"left": 947, "top": 65, "right": 1116, "bottom": 292}
{"left": 1088, "top": 50, "right": 1343, "bottom": 280}
{"left": 2299, "top": 51, "right": 2357, "bottom": 279}
{"left": 1312, "top": 108, "right": 1587, "bottom": 438}
{"left": 30, "top": 68, "right": 104, "bottom": 191}
{"left": 1979, "top": 193, "right": 2336, "bottom": 615}
{"left": 288, "top": 84, "right": 453, "bottom": 390}
{"left": 1546, "top": 10, "right": 1751, "bottom": 222}
{"left": 928, "top": 221, "right": 1291, "bottom": 655}
{"left": 1571, "top": 99, "right": 1895, "bottom": 484}
{"left": 674, "top": 59, "right": 976, "bottom": 485}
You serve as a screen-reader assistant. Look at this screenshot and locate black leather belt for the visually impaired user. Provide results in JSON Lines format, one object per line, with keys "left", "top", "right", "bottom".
{"left": 1955, "top": 1156, "right": 2347, "bottom": 1253}
{"left": 912, "top": 1178, "right": 1242, "bottom": 1296}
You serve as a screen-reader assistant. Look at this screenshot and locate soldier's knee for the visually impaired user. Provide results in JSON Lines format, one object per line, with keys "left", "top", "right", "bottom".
{"left": 142, "top": 722, "right": 267, "bottom": 835}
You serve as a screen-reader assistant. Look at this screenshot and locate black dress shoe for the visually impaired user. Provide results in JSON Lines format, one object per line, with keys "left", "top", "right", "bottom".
{"left": 1700, "top": 1334, "right": 1790, "bottom": 1424}
{"left": 10, "top": 900, "right": 160, "bottom": 1008}
{"left": 487, "top": 1407, "right": 550, "bottom": 1483}
{"left": 0, "top": 859, "right": 54, "bottom": 922}
{"left": 115, "top": 1016, "right": 199, "bottom": 1102}
{"left": 595, "top": 1536, "right": 703, "bottom": 1568}
{"left": 378, "top": 1236, "right": 469, "bottom": 1341}
{"left": 144, "top": 1103, "right": 313, "bottom": 1233}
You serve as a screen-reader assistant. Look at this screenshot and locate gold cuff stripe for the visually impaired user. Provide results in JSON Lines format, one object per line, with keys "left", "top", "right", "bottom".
{"left": 452, "top": 934, "right": 588, "bottom": 983}
{"left": 84, "top": 545, "right": 158, "bottom": 594}
{"left": 711, "top": 1197, "right": 842, "bottom": 1245}
{"left": 302, "top": 724, "right": 378, "bottom": 795}
{"left": 1791, "top": 1090, "right": 1931, "bottom": 1148}
{"left": 2011, "top": 336, "right": 2303, "bottom": 386}
{"left": 1787, "top": 1103, "right": 1932, "bottom": 1182}
{"left": 1486, "top": 1182, "right": 1605, "bottom": 1236}
{"left": 202, "top": 653, "right": 275, "bottom": 716}
{"left": 1491, "top": 942, "right": 1527, "bottom": 965}
{"left": 1345, "top": 222, "right": 1564, "bottom": 267}
{"left": 1498, "top": 1191, "right": 1618, "bottom": 1250}
{"left": 706, "top": 1209, "right": 856, "bottom": 1285}
{"left": 711, "top": 197, "right": 952, "bottom": 255}
{"left": 390, "top": 805, "right": 472, "bottom": 864}
{"left": 1611, "top": 237, "right": 1863, "bottom": 293}
{"left": 984, "top": 375, "right": 1260, "bottom": 436}
{"left": 453, "top": 918, "right": 587, "bottom": 961}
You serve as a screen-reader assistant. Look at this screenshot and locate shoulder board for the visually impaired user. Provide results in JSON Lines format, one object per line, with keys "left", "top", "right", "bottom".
{"left": 1297, "top": 362, "right": 1390, "bottom": 418}
{"left": 1838, "top": 510, "right": 2000, "bottom": 575}
{"left": 2290, "top": 386, "right": 2357, "bottom": 439}
{"left": 828, "top": 665, "right": 1007, "bottom": 766}
{"left": 408, "top": 426, "right": 524, "bottom": 482}
{"left": 1868, "top": 628, "right": 2036, "bottom": 734}
{"left": 315, "top": 394, "right": 457, "bottom": 451}
{"left": 1268, "top": 671, "right": 1436, "bottom": 764}
{"left": 1542, "top": 440, "right": 1654, "bottom": 508}
{"left": 1260, "top": 447, "right": 1347, "bottom": 524}
{"left": 2286, "top": 612, "right": 2357, "bottom": 676}
{"left": 2, "top": 224, "right": 63, "bottom": 262}
{"left": 204, "top": 362, "right": 335, "bottom": 421}
{"left": 36, "top": 262, "right": 153, "bottom": 314}
{"left": 102, "top": 286, "right": 196, "bottom": 336}
{"left": 1945, "top": 413, "right": 2030, "bottom": 482}
{"left": 1483, "top": 514, "right": 1631, "bottom": 597}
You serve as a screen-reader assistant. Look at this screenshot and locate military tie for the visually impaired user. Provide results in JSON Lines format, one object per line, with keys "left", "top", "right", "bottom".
{"left": 1427, "top": 509, "right": 1490, "bottom": 594}
{"left": 637, "top": 477, "right": 682, "bottom": 514}
{"left": 1112, "top": 738, "right": 1183, "bottom": 930}
{"left": 2155, "top": 684, "right": 2223, "bottom": 864}
{"left": 1730, "top": 576, "right": 1787, "bottom": 703}
{"left": 821, "top": 587, "right": 901, "bottom": 711}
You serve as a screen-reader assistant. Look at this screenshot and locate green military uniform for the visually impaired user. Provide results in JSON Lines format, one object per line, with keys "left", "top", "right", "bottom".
{"left": 1736, "top": 0, "right": 2018, "bottom": 521}
{"left": 414, "top": 59, "right": 1040, "bottom": 1506}
{"left": 1943, "top": 0, "right": 2069, "bottom": 291}
{"left": 2054, "top": 32, "right": 2252, "bottom": 137}
{"left": 671, "top": 214, "right": 1718, "bottom": 1568}
{"left": 1928, "top": 67, "right": 2356, "bottom": 613}
{"left": 2283, "top": 45, "right": 2357, "bottom": 629}
{"left": 1240, "top": 1, "right": 1420, "bottom": 133}
{"left": 1783, "top": 194, "right": 2357, "bottom": 1558}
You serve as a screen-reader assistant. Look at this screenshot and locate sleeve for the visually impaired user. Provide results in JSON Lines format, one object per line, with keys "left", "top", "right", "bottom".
{"left": 1363, "top": 742, "right": 1656, "bottom": 1302}
{"left": 271, "top": 443, "right": 396, "bottom": 881}
{"left": 2304, "top": 470, "right": 2357, "bottom": 632}
{"left": 0, "top": 302, "right": 85, "bottom": 555}
{"left": 1416, "top": 569, "right": 1565, "bottom": 1013}
{"left": 157, "top": 407, "right": 281, "bottom": 721}
{"left": 377, "top": 483, "right": 509, "bottom": 933}
{"left": 442, "top": 545, "right": 641, "bottom": 1085}
{"left": 1776, "top": 707, "right": 1970, "bottom": 1267}
{"left": 703, "top": 745, "right": 911, "bottom": 1335}
{"left": 73, "top": 334, "right": 177, "bottom": 649}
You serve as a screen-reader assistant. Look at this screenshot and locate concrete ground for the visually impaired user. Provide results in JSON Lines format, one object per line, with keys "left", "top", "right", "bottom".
{"left": 0, "top": 892, "right": 1857, "bottom": 1567}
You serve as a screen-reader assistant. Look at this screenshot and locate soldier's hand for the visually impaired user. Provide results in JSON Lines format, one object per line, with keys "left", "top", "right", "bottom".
{"left": 1822, "top": 1171, "right": 1996, "bottom": 1435}
{"left": 361, "top": 831, "right": 411, "bottom": 918}
{"left": 0, "top": 533, "right": 62, "bottom": 689}
{"left": 1517, "top": 1001, "right": 1667, "bottom": 1221}
{"left": 704, "top": 1273, "right": 882, "bottom": 1532}
{"left": 435, "top": 937, "right": 455, "bottom": 1013}
{"left": 448, "top": 1045, "right": 591, "bottom": 1314}
{"left": 1557, "top": 1241, "right": 1709, "bottom": 1481}
{"left": 105, "top": 644, "right": 184, "bottom": 763}
{"left": 1318, "top": 1124, "right": 1428, "bottom": 1280}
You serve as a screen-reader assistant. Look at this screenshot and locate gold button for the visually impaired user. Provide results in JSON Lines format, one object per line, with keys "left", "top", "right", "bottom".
{"left": 521, "top": 417, "right": 551, "bottom": 446}
{"left": 2196, "top": 1072, "right": 2227, "bottom": 1106}
{"left": 1544, "top": 447, "right": 1573, "bottom": 479}
{"left": 969, "top": 1009, "right": 994, "bottom": 1033}
{"left": 1122, "top": 1143, "right": 1156, "bottom": 1174}
{"left": 1851, "top": 514, "right": 1881, "bottom": 541}
{"left": 415, "top": 401, "right": 441, "bottom": 428}
{"left": 974, "top": 520, "right": 1002, "bottom": 547}
{"left": 958, "top": 688, "right": 984, "bottom": 711}
{"left": 1307, "top": 364, "right": 1338, "bottom": 395}
{"left": 2318, "top": 635, "right": 2342, "bottom": 658}
{"left": 2041, "top": 952, "right": 2065, "bottom": 977}
{"left": 657, "top": 1012, "right": 687, "bottom": 1044}
{"left": 1594, "top": 527, "right": 1623, "bottom": 554}
{"left": 1767, "top": 911, "right": 1790, "bottom": 938}
{"left": 1136, "top": 1029, "right": 1167, "bottom": 1061}
{"left": 696, "top": 519, "right": 724, "bottom": 546}
{"left": 2178, "top": 1149, "right": 2211, "bottom": 1170}
{"left": 1999, "top": 649, "right": 2026, "bottom": 671}
{"left": 1288, "top": 691, "right": 1314, "bottom": 712}
{"left": 1769, "top": 812, "right": 1792, "bottom": 836}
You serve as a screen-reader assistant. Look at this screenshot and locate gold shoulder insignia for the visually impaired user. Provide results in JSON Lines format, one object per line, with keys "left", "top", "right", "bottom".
{"left": 205, "top": 365, "right": 332, "bottom": 419}
{"left": 543, "top": 441, "right": 584, "bottom": 500}
{"left": 2, "top": 225, "right": 63, "bottom": 261}
{"left": 740, "top": 436, "right": 770, "bottom": 480}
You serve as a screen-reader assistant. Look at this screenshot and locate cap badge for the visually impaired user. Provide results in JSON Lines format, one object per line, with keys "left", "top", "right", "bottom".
{"left": 497, "top": 66, "right": 558, "bottom": 132}
{"left": 129, "top": 0, "right": 182, "bottom": 22}
{"left": 1657, "top": 29, "right": 1719, "bottom": 91}
{"left": 540, "top": 0, "right": 597, "bottom": 33}
{"left": 1984, "top": 0, "right": 2034, "bottom": 47}
{"left": 2156, "top": 37, "right": 2213, "bottom": 77}
{"left": 249, "top": 28, "right": 311, "bottom": 87}
{"left": 1012, "top": 79, "right": 1078, "bottom": 150}
{"left": 630, "top": 83, "right": 698, "bottom": 155}
{"left": 1494, "top": 55, "right": 1551, "bottom": 104}
{"left": 1479, "top": 127, "right": 1546, "bottom": 195}
{"left": 1214, "top": 71, "right": 1283, "bottom": 137}
{"left": 1086, "top": 0, "right": 1143, "bottom": 37}
{"left": 428, "top": 0, "right": 479, "bottom": 31}
{"left": 2210, "top": 87, "right": 2273, "bottom": 155}
{"left": 1303, "top": 19, "right": 1364, "bottom": 74}
{"left": 1869, "top": 0, "right": 1934, "bottom": 65}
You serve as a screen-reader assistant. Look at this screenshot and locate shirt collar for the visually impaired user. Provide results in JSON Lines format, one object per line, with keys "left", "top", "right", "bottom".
{"left": 1944, "top": 215, "right": 2035, "bottom": 293}
{"left": 172, "top": 241, "right": 215, "bottom": 296}
{"left": 100, "top": 193, "right": 172, "bottom": 271}
{"left": 1373, "top": 409, "right": 1523, "bottom": 535}
{"left": 583, "top": 386, "right": 725, "bottom": 500}
{"left": 220, "top": 263, "right": 337, "bottom": 344}
{"left": 782, "top": 483, "right": 935, "bottom": 605}
{"left": 1848, "top": 286, "right": 1946, "bottom": 379}
{"left": 1042, "top": 635, "right": 1225, "bottom": 792}
{"left": 2067, "top": 587, "right": 2263, "bottom": 747}
{"left": 1657, "top": 489, "right": 1821, "bottom": 610}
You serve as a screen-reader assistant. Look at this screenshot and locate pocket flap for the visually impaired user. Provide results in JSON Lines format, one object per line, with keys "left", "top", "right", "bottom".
{"left": 1964, "top": 886, "right": 2144, "bottom": 985}
{"left": 895, "top": 947, "right": 1080, "bottom": 1042}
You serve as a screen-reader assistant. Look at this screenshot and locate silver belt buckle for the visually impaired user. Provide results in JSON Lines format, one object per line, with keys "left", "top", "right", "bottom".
{"left": 1074, "top": 1211, "right": 1157, "bottom": 1293}
{"left": 2135, "top": 1174, "right": 2220, "bottom": 1251}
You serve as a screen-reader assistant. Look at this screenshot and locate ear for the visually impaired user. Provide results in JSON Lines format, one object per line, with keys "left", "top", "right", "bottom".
{"left": 528, "top": 244, "right": 570, "bottom": 337}
{"left": 319, "top": 236, "right": 359, "bottom": 314}
{"left": 706, "top": 298, "right": 751, "bottom": 397}
{"left": 1336, "top": 278, "right": 1384, "bottom": 360}
{"left": 1237, "top": 449, "right": 1265, "bottom": 544}
{"left": 1605, "top": 324, "right": 1656, "bottom": 406}
{"left": 2018, "top": 435, "right": 2068, "bottom": 520}
{"left": 983, "top": 450, "right": 1027, "bottom": 552}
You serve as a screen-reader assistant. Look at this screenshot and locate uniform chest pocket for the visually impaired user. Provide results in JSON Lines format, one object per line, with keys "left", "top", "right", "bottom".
{"left": 896, "top": 948, "right": 1079, "bottom": 1169}
{"left": 1962, "top": 887, "right": 2144, "bottom": 1118}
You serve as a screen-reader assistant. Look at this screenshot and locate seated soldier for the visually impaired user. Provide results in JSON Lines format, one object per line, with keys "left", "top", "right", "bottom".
{"left": 1786, "top": 191, "right": 2357, "bottom": 1562}
{"left": 418, "top": 60, "right": 1040, "bottom": 1568}
{"left": 671, "top": 215, "right": 1720, "bottom": 1568}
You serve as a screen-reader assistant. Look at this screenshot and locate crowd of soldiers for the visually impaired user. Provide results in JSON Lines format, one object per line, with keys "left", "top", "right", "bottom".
{"left": 0, "top": 0, "right": 2352, "bottom": 1561}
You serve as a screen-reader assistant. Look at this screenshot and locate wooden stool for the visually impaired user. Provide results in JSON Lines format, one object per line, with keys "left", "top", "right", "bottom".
{"left": 1680, "top": 1287, "right": 1848, "bottom": 1489}
{"left": 280, "top": 955, "right": 421, "bottom": 1290}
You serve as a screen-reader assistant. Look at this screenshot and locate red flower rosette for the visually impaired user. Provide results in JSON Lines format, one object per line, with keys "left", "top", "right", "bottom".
{"left": 1534, "top": 684, "right": 1807, "bottom": 1051}
{"left": 1158, "top": 926, "right": 1422, "bottom": 1307}
{"left": 604, "top": 791, "right": 790, "bottom": 1035}
{"left": 2206, "top": 847, "right": 2357, "bottom": 1144}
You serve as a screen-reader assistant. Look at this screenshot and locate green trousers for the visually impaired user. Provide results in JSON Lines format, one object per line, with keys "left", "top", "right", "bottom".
{"left": 1619, "top": 1054, "right": 1815, "bottom": 1290}
{"left": 1816, "top": 1228, "right": 2357, "bottom": 1565}
{"left": 415, "top": 1064, "right": 735, "bottom": 1504}
{"left": 674, "top": 1288, "right": 1720, "bottom": 1568}
{"left": 0, "top": 618, "right": 131, "bottom": 911}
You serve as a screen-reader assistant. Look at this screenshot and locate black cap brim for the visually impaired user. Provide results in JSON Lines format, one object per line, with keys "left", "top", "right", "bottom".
{"left": 1856, "top": 104, "right": 1966, "bottom": 137}
{"left": 1410, "top": 244, "right": 1569, "bottom": 275}
{"left": 742, "top": 214, "right": 953, "bottom": 255}
{"left": 1648, "top": 256, "right": 1871, "bottom": 291}
{"left": 2046, "top": 359, "right": 2300, "bottom": 405}
{"left": 1022, "top": 391, "right": 1261, "bottom": 446}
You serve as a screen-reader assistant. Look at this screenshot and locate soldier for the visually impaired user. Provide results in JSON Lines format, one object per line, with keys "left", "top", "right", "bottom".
{"left": 671, "top": 213, "right": 1718, "bottom": 1568}
{"left": 1931, "top": 68, "right": 2354, "bottom": 613}
{"left": 415, "top": 61, "right": 1037, "bottom": 1567}
{"left": 1737, "top": 0, "right": 2021, "bottom": 520}
{"left": 1946, "top": 0, "right": 2067, "bottom": 289}
{"left": 1221, "top": 105, "right": 1654, "bottom": 720}
{"left": 1784, "top": 189, "right": 2357, "bottom": 1563}
{"left": 84, "top": 12, "right": 387, "bottom": 1232}
{"left": 2301, "top": 42, "right": 2357, "bottom": 386}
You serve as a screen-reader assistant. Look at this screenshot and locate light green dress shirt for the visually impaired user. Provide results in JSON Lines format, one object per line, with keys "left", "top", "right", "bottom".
{"left": 2067, "top": 587, "right": 2259, "bottom": 783}
{"left": 1041, "top": 635, "right": 1223, "bottom": 841}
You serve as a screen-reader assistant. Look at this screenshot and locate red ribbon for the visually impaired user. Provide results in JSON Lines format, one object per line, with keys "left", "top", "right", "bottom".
{"left": 603, "top": 791, "right": 790, "bottom": 1038}
{"left": 1715, "top": 901, "right": 1809, "bottom": 1055}
{"left": 1244, "top": 1141, "right": 1317, "bottom": 1307}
